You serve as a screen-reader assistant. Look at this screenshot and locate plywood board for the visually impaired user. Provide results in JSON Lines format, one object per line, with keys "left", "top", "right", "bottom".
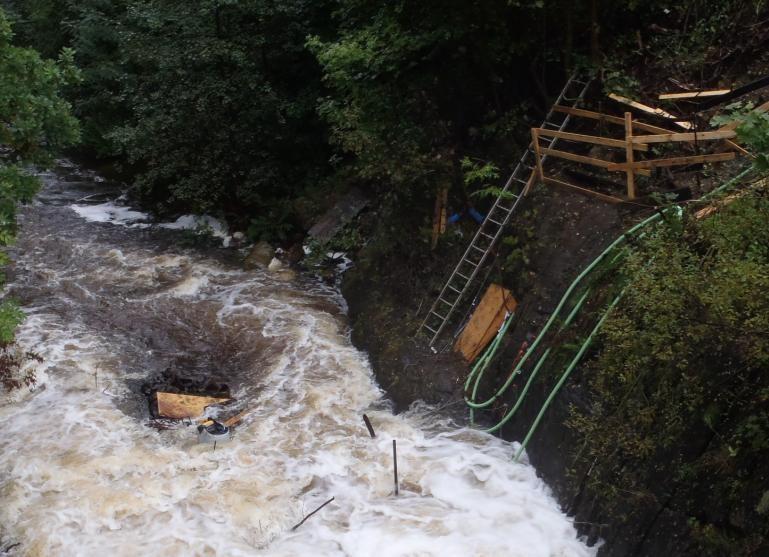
{"left": 454, "top": 284, "right": 516, "bottom": 363}
{"left": 156, "top": 392, "right": 231, "bottom": 419}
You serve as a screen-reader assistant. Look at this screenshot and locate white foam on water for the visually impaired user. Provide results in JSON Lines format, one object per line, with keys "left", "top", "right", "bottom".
{"left": 160, "top": 215, "right": 232, "bottom": 247}
{"left": 3, "top": 163, "right": 595, "bottom": 556}
{"left": 70, "top": 199, "right": 231, "bottom": 247}
{"left": 70, "top": 202, "right": 151, "bottom": 228}
{"left": 0, "top": 263, "right": 595, "bottom": 557}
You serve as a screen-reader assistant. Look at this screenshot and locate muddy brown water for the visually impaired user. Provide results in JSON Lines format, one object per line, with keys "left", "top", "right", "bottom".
{"left": 0, "top": 160, "right": 595, "bottom": 556}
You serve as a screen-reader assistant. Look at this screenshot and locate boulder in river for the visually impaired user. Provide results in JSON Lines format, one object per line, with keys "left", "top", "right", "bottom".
{"left": 244, "top": 241, "right": 274, "bottom": 269}
{"left": 267, "top": 257, "right": 284, "bottom": 271}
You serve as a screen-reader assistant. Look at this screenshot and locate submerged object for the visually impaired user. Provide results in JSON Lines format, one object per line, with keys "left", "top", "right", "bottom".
{"left": 197, "top": 420, "right": 231, "bottom": 444}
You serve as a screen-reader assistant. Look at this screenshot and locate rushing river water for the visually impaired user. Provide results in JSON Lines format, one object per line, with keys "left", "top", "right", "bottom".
{"left": 0, "top": 161, "right": 594, "bottom": 556}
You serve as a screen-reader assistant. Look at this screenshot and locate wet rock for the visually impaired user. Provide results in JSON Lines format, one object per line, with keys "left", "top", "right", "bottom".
{"left": 244, "top": 241, "right": 274, "bottom": 269}
{"left": 267, "top": 257, "right": 284, "bottom": 271}
{"left": 230, "top": 231, "right": 246, "bottom": 247}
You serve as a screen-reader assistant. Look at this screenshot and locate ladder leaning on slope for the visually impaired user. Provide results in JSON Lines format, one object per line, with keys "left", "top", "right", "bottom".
{"left": 418, "top": 74, "right": 592, "bottom": 348}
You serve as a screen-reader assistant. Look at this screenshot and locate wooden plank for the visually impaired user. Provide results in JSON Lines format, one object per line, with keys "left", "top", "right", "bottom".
{"left": 522, "top": 167, "right": 537, "bottom": 196}
{"left": 631, "top": 130, "right": 737, "bottom": 144}
{"left": 625, "top": 112, "right": 636, "bottom": 199}
{"left": 454, "top": 284, "right": 517, "bottom": 363}
{"left": 694, "top": 192, "right": 742, "bottom": 220}
{"left": 541, "top": 147, "right": 611, "bottom": 168}
{"left": 156, "top": 392, "right": 231, "bottom": 420}
{"left": 553, "top": 105, "right": 677, "bottom": 135}
{"left": 698, "top": 74, "right": 769, "bottom": 110}
{"left": 542, "top": 176, "right": 626, "bottom": 204}
{"left": 431, "top": 186, "right": 448, "bottom": 249}
{"left": 531, "top": 129, "right": 545, "bottom": 182}
{"left": 534, "top": 128, "right": 649, "bottom": 151}
{"left": 607, "top": 151, "right": 736, "bottom": 171}
{"left": 658, "top": 89, "right": 731, "bottom": 100}
{"left": 722, "top": 139, "right": 752, "bottom": 157}
{"left": 608, "top": 93, "right": 694, "bottom": 130}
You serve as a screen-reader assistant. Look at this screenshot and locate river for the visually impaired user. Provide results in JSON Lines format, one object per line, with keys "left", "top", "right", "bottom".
{"left": 0, "top": 160, "right": 594, "bottom": 556}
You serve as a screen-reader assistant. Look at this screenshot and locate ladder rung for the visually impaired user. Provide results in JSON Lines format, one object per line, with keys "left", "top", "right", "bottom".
{"left": 462, "top": 258, "right": 479, "bottom": 267}
{"left": 497, "top": 205, "right": 513, "bottom": 212}
{"left": 448, "top": 285, "right": 462, "bottom": 294}
{"left": 471, "top": 245, "right": 486, "bottom": 253}
{"left": 488, "top": 218, "right": 503, "bottom": 226}
{"left": 480, "top": 232, "right": 495, "bottom": 240}
{"left": 430, "top": 310, "right": 447, "bottom": 320}
{"left": 423, "top": 324, "right": 438, "bottom": 334}
{"left": 456, "top": 272, "right": 471, "bottom": 281}
{"left": 438, "top": 298, "right": 453, "bottom": 307}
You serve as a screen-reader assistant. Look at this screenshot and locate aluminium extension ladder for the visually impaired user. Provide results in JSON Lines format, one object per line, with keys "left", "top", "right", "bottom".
{"left": 419, "top": 74, "right": 592, "bottom": 347}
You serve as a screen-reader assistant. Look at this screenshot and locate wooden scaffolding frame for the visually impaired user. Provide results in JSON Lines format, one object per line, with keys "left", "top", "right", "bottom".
{"left": 530, "top": 106, "right": 740, "bottom": 202}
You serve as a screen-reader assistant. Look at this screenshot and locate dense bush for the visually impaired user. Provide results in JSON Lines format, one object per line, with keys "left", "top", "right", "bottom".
{"left": 568, "top": 183, "right": 769, "bottom": 555}
{"left": 0, "top": 7, "right": 79, "bottom": 385}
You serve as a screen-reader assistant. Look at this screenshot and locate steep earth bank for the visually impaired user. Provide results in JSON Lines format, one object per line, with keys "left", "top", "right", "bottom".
{"left": 340, "top": 175, "right": 756, "bottom": 556}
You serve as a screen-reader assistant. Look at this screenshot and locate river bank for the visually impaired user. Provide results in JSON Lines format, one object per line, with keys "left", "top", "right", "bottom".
{"left": 338, "top": 172, "right": 767, "bottom": 556}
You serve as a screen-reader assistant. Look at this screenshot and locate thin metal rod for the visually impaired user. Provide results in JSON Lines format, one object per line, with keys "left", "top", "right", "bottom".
{"left": 393, "top": 440, "right": 399, "bottom": 496}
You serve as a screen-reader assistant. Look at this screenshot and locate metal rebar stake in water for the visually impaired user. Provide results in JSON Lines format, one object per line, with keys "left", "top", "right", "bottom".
{"left": 393, "top": 440, "right": 399, "bottom": 496}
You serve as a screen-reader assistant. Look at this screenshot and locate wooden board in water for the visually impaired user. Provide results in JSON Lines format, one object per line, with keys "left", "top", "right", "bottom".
{"left": 155, "top": 392, "right": 231, "bottom": 419}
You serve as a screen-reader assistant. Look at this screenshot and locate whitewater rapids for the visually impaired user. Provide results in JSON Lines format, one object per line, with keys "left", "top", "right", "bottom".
{"left": 0, "top": 161, "right": 595, "bottom": 556}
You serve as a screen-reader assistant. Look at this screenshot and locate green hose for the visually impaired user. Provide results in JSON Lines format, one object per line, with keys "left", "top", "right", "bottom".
{"left": 509, "top": 167, "right": 754, "bottom": 456}
{"left": 464, "top": 167, "right": 754, "bottom": 440}
{"left": 514, "top": 293, "right": 623, "bottom": 461}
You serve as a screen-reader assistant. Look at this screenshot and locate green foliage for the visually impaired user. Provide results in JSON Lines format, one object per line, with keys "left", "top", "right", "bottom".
{"left": 601, "top": 65, "right": 640, "bottom": 98}
{"left": 0, "top": 301, "right": 24, "bottom": 344}
{"left": 0, "top": 7, "right": 79, "bottom": 352}
{"left": 567, "top": 186, "right": 769, "bottom": 555}
{"left": 713, "top": 103, "right": 769, "bottom": 173}
{"left": 308, "top": 0, "right": 547, "bottom": 197}
{"left": 246, "top": 203, "right": 294, "bottom": 244}
{"left": 461, "top": 157, "right": 505, "bottom": 200}
{"left": 108, "top": 0, "right": 333, "bottom": 219}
